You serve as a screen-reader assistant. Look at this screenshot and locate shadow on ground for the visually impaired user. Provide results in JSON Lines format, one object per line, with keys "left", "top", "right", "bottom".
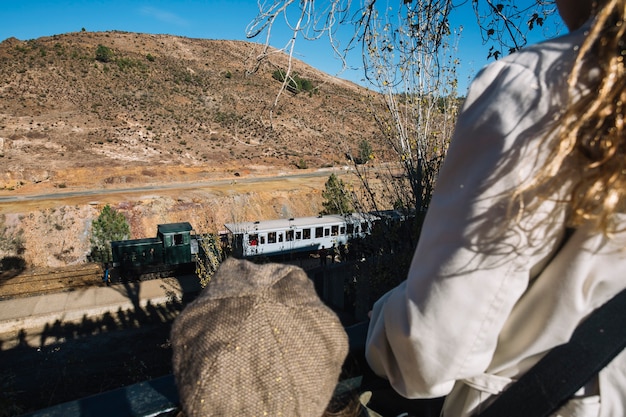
{"left": 0, "top": 297, "right": 194, "bottom": 417}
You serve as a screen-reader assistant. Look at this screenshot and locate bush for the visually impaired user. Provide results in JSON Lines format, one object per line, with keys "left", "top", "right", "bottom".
{"left": 294, "top": 158, "right": 308, "bottom": 169}
{"left": 95, "top": 44, "right": 113, "bottom": 63}
{"left": 1, "top": 256, "right": 26, "bottom": 271}
{"left": 272, "top": 69, "right": 315, "bottom": 94}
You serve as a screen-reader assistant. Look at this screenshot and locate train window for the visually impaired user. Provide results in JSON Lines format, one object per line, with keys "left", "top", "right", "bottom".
{"left": 296, "top": 231, "right": 302, "bottom": 240}
{"left": 361, "top": 222, "right": 369, "bottom": 233}
{"left": 355, "top": 225, "right": 360, "bottom": 234}
{"left": 331, "top": 225, "right": 339, "bottom": 236}
{"left": 347, "top": 224, "right": 354, "bottom": 234}
{"left": 324, "top": 228, "right": 330, "bottom": 236}
{"left": 278, "top": 233, "right": 284, "bottom": 243}
{"left": 268, "top": 232, "right": 276, "bottom": 244}
{"left": 260, "top": 236, "right": 266, "bottom": 244}
{"left": 174, "top": 234, "right": 184, "bottom": 245}
{"left": 248, "top": 234, "right": 259, "bottom": 246}
{"left": 286, "top": 230, "right": 294, "bottom": 241}
{"left": 315, "top": 227, "right": 323, "bottom": 238}
{"left": 340, "top": 226, "right": 346, "bottom": 235}
{"left": 303, "top": 229, "right": 311, "bottom": 239}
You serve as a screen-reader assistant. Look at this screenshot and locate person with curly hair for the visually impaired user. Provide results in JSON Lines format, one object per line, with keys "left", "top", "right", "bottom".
{"left": 366, "top": 0, "right": 626, "bottom": 416}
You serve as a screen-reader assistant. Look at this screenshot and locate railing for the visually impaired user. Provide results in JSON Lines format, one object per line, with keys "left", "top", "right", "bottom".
{"left": 21, "top": 375, "right": 179, "bottom": 417}
{"left": 21, "top": 323, "right": 444, "bottom": 417}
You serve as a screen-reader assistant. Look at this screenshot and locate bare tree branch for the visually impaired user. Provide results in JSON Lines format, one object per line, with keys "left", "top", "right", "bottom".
{"left": 246, "top": 0, "right": 560, "bottom": 212}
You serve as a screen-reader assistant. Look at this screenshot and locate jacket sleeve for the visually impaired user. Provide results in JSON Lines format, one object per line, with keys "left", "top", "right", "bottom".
{"left": 365, "top": 59, "right": 567, "bottom": 398}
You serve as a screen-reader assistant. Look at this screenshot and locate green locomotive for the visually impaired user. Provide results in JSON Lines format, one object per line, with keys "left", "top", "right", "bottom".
{"left": 111, "top": 222, "right": 197, "bottom": 280}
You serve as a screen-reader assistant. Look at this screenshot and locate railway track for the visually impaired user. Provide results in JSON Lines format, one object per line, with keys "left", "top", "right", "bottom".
{"left": 0, "top": 264, "right": 104, "bottom": 300}
{"left": 0, "top": 257, "right": 322, "bottom": 301}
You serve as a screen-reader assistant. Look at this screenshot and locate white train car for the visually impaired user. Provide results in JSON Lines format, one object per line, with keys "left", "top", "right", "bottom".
{"left": 224, "top": 213, "right": 376, "bottom": 258}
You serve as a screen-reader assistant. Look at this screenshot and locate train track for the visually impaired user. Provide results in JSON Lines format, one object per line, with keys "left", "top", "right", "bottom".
{"left": 0, "top": 256, "right": 325, "bottom": 301}
{"left": 0, "top": 264, "right": 103, "bottom": 300}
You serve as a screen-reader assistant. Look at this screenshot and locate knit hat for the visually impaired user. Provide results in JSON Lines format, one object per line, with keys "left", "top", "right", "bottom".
{"left": 171, "top": 258, "right": 349, "bottom": 417}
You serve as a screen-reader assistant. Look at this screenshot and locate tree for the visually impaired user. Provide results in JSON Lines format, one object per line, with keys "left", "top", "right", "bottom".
{"left": 247, "top": 1, "right": 560, "bottom": 304}
{"left": 195, "top": 234, "right": 223, "bottom": 288}
{"left": 90, "top": 204, "right": 130, "bottom": 263}
{"left": 358, "top": 139, "right": 373, "bottom": 165}
{"left": 320, "top": 173, "right": 353, "bottom": 215}
{"left": 247, "top": 0, "right": 560, "bottom": 214}
{"left": 247, "top": 2, "right": 558, "bottom": 76}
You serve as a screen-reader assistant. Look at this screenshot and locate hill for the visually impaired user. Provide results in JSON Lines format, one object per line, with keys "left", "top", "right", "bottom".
{"left": 0, "top": 31, "right": 389, "bottom": 268}
{"left": 0, "top": 31, "right": 386, "bottom": 189}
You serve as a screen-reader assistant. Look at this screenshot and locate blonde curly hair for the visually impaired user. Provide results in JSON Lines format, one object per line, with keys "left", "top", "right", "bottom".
{"left": 517, "top": 0, "right": 626, "bottom": 233}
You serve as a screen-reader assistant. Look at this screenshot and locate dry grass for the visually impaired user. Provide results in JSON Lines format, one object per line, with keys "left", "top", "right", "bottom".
{"left": 0, "top": 32, "right": 389, "bottom": 192}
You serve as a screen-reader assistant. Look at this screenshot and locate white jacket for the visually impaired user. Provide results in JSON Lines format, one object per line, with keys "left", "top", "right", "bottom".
{"left": 365, "top": 21, "right": 626, "bottom": 417}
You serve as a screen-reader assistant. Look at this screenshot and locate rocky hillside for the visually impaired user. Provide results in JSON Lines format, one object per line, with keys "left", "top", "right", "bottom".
{"left": 0, "top": 31, "right": 390, "bottom": 269}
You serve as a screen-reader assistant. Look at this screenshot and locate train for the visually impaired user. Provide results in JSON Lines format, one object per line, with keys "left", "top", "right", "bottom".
{"left": 223, "top": 213, "right": 376, "bottom": 259}
{"left": 110, "top": 222, "right": 199, "bottom": 280}
{"left": 109, "top": 210, "right": 411, "bottom": 279}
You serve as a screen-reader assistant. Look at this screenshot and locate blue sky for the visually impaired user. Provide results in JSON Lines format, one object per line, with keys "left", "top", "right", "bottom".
{"left": 0, "top": 0, "right": 562, "bottom": 94}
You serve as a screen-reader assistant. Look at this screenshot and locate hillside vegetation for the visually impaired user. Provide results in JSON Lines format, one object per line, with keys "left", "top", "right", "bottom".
{"left": 0, "top": 31, "right": 388, "bottom": 189}
{"left": 0, "top": 31, "right": 392, "bottom": 268}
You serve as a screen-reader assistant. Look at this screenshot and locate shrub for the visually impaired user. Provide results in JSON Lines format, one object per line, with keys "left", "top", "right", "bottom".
{"left": 95, "top": 44, "right": 113, "bottom": 63}
{"left": 272, "top": 69, "right": 315, "bottom": 94}
{"left": 294, "top": 158, "right": 308, "bottom": 169}
{"left": 1, "top": 256, "right": 26, "bottom": 271}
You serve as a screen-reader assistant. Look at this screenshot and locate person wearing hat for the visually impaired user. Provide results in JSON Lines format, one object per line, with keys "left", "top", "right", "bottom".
{"left": 171, "top": 258, "right": 353, "bottom": 417}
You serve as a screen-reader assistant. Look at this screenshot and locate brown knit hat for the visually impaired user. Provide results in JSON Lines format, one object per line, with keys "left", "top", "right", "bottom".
{"left": 171, "top": 258, "right": 349, "bottom": 417}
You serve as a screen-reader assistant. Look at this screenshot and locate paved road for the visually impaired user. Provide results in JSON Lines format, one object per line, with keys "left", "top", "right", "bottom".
{"left": 0, "top": 168, "right": 350, "bottom": 204}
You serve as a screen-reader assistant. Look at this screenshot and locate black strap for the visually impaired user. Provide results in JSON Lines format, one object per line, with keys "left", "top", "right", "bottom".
{"left": 476, "top": 286, "right": 626, "bottom": 417}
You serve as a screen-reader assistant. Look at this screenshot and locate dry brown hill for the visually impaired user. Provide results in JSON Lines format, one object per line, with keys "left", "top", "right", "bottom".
{"left": 0, "top": 31, "right": 390, "bottom": 268}
{"left": 0, "top": 31, "right": 384, "bottom": 191}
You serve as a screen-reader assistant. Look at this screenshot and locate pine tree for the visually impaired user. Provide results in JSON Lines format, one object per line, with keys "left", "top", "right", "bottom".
{"left": 90, "top": 204, "right": 130, "bottom": 263}
{"left": 320, "top": 174, "right": 353, "bottom": 215}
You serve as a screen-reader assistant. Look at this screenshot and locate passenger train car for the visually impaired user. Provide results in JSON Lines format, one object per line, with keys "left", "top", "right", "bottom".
{"left": 223, "top": 213, "right": 377, "bottom": 259}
